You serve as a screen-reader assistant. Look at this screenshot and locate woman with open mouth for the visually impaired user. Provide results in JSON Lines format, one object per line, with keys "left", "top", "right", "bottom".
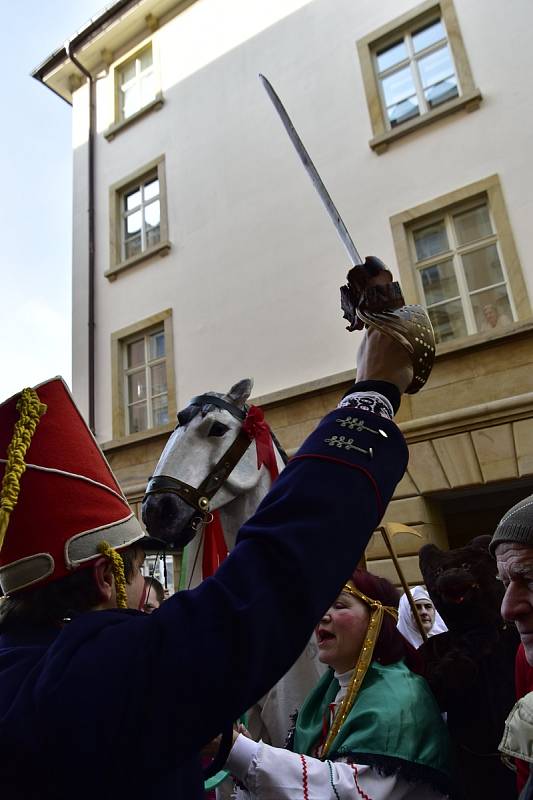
{"left": 226, "top": 569, "right": 457, "bottom": 799}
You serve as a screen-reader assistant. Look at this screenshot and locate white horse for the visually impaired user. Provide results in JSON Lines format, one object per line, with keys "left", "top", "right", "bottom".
{"left": 141, "top": 378, "right": 324, "bottom": 749}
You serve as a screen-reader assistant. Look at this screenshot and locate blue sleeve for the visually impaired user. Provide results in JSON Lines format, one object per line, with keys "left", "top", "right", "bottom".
{"left": 35, "top": 408, "right": 408, "bottom": 768}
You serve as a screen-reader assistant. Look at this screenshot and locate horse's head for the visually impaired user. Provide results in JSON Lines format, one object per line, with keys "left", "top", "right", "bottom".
{"left": 142, "top": 379, "right": 260, "bottom": 549}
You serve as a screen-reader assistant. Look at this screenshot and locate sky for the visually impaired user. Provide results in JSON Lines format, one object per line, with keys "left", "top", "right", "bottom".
{"left": 0, "top": 0, "right": 107, "bottom": 400}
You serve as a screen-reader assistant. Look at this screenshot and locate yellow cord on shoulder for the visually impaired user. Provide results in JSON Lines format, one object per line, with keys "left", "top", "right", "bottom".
{"left": 98, "top": 541, "right": 128, "bottom": 609}
{"left": 0, "top": 388, "right": 47, "bottom": 553}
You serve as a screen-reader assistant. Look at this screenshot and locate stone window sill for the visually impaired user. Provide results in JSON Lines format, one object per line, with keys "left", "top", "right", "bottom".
{"left": 105, "top": 240, "right": 171, "bottom": 281}
{"left": 369, "top": 89, "right": 482, "bottom": 154}
{"left": 104, "top": 93, "right": 165, "bottom": 141}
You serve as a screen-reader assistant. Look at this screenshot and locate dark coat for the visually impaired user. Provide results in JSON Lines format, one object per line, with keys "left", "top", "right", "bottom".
{"left": 0, "top": 407, "right": 407, "bottom": 799}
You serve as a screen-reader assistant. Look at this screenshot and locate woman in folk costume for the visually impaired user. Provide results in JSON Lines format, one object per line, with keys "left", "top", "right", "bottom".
{"left": 397, "top": 586, "right": 448, "bottom": 649}
{"left": 227, "top": 570, "right": 456, "bottom": 799}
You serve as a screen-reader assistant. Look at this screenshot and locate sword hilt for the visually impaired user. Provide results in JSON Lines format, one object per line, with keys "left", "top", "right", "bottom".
{"left": 340, "top": 256, "right": 405, "bottom": 332}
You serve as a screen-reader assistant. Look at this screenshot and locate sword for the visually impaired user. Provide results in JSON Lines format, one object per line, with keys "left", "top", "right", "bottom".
{"left": 259, "top": 74, "right": 363, "bottom": 268}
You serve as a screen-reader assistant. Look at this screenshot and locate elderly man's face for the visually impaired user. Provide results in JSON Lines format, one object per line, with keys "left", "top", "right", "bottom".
{"left": 496, "top": 542, "right": 533, "bottom": 664}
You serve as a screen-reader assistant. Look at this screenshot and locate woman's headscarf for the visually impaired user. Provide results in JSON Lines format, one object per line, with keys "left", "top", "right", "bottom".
{"left": 397, "top": 585, "right": 447, "bottom": 649}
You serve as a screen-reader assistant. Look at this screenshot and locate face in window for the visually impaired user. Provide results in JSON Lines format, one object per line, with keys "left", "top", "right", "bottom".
{"left": 315, "top": 592, "right": 369, "bottom": 673}
{"left": 497, "top": 543, "right": 533, "bottom": 665}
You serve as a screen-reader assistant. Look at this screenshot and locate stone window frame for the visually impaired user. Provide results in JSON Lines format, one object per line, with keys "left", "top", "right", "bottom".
{"left": 357, "top": 0, "right": 482, "bottom": 154}
{"left": 104, "top": 37, "right": 164, "bottom": 142}
{"left": 111, "top": 308, "right": 177, "bottom": 442}
{"left": 106, "top": 155, "right": 170, "bottom": 280}
{"left": 390, "top": 175, "right": 531, "bottom": 352}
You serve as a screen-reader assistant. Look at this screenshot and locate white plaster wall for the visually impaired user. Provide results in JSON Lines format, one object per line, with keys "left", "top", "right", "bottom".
{"left": 70, "top": 0, "right": 533, "bottom": 441}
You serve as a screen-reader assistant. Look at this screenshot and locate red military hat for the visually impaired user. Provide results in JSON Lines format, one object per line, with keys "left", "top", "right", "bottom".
{"left": 0, "top": 377, "right": 145, "bottom": 595}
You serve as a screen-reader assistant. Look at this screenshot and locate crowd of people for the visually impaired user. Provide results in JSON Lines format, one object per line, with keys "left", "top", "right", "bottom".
{"left": 1, "top": 324, "right": 532, "bottom": 799}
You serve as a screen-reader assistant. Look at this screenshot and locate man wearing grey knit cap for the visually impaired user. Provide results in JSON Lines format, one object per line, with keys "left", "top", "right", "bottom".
{"left": 491, "top": 494, "right": 533, "bottom": 799}
{"left": 491, "top": 494, "right": 533, "bottom": 665}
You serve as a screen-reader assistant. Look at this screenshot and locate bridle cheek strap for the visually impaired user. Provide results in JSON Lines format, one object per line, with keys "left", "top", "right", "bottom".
{"left": 144, "top": 428, "right": 253, "bottom": 514}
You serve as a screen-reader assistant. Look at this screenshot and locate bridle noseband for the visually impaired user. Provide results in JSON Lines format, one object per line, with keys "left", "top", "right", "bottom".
{"left": 144, "top": 394, "right": 253, "bottom": 519}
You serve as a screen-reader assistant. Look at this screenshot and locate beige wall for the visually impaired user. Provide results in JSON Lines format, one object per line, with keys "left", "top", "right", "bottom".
{"left": 68, "top": 0, "right": 533, "bottom": 443}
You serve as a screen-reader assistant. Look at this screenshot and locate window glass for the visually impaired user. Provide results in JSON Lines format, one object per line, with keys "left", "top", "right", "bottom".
{"left": 128, "top": 371, "right": 147, "bottom": 402}
{"left": 413, "top": 221, "right": 449, "bottom": 261}
{"left": 139, "top": 48, "right": 153, "bottom": 70}
{"left": 420, "top": 260, "right": 458, "bottom": 305}
{"left": 418, "top": 46, "right": 455, "bottom": 89}
{"left": 125, "top": 187, "right": 141, "bottom": 211}
{"left": 462, "top": 245, "right": 504, "bottom": 291}
{"left": 376, "top": 40, "right": 407, "bottom": 72}
{"left": 453, "top": 205, "right": 492, "bottom": 245}
{"left": 388, "top": 97, "right": 419, "bottom": 127}
{"left": 144, "top": 178, "right": 159, "bottom": 202}
{"left": 382, "top": 66, "right": 416, "bottom": 106}
{"left": 122, "top": 85, "right": 140, "bottom": 120}
{"left": 145, "top": 200, "right": 160, "bottom": 229}
{"left": 412, "top": 19, "right": 445, "bottom": 52}
{"left": 425, "top": 78, "right": 458, "bottom": 108}
{"left": 129, "top": 403, "right": 148, "bottom": 433}
{"left": 150, "top": 331, "right": 165, "bottom": 359}
{"left": 126, "top": 210, "right": 142, "bottom": 236}
{"left": 125, "top": 235, "right": 142, "bottom": 259}
{"left": 152, "top": 395, "right": 169, "bottom": 426}
{"left": 120, "top": 61, "right": 136, "bottom": 84}
{"left": 151, "top": 363, "right": 167, "bottom": 396}
{"left": 127, "top": 339, "right": 144, "bottom": 368}
{"left": 428, "top": 300, "right": 467, "bottom": 343}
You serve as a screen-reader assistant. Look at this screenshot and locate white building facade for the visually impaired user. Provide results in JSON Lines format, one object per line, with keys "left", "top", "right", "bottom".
{"left": 34, "top": 0, "right": 533, "bottom": 583}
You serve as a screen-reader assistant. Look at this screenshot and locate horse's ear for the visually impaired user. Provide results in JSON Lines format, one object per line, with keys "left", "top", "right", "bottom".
{"left": 226, "top": 379, "right": 254, "bottom": 408}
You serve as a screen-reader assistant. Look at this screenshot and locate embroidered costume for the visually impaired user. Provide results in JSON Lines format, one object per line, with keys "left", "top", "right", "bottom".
{"left": 228, "top": 576, "right": 455, "bottom": 800}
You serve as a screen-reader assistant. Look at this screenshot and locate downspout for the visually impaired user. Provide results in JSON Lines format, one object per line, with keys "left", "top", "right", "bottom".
{"left": 66, "top": 43, "right": 96, "bottom": 433}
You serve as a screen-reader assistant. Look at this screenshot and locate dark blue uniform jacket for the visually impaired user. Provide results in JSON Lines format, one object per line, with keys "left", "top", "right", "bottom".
{"left": 0, "top": 407, "right": 407, "bottom": 798}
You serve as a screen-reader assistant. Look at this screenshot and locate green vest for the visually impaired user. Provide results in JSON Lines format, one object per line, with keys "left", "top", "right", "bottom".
{"left": 294, "top": 660, "right": 453, "bottom": 789}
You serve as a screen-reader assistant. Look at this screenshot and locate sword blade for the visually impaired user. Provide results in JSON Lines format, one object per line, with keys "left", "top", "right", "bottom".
{"left": 259, "top": 74, "right": 363, "bottom": 267}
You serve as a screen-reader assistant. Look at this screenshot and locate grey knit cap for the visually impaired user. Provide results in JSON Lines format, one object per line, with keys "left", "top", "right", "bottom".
{"left": 490, "top": 493, "right": 533, "bottom": 555}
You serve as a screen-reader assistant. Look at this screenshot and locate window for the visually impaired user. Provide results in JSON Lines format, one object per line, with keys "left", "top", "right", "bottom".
{"left": 124, "top": 327, "right": 168, "bottom": 434}
{"left": 411, "top": 202, "right": 515, "bottom": 343}
{"left": 357, "top": 1, "right": 481, "bottom": 152}
{"left": 122, "top": 173, "right": 161, "bottom": 261}
{"left": 390, "top": 175, "right": 531, "bottom": 347}
{"left": 376, "top": 18, "right": 458, "bottom": 129}
{"left": 107, "top": 156, "right": 170, "bottom": 279}
{"left": 117, "top": 44, "right": 156, "bottom": 121}
{"left": 111, "top": 309, "right": 176, "bottom": 440}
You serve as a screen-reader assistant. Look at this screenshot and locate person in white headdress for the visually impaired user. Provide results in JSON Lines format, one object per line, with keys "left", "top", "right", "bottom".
{"left": 397, "top": 585, "right": 447, "bottom": 649}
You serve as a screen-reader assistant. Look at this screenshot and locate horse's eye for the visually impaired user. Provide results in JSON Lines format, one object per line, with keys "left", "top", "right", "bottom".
{"left": 177, "top": 408, "right": 196, "bottom": 426}
{"left": 208, "top": 421, "right": 229, "bottom": 437}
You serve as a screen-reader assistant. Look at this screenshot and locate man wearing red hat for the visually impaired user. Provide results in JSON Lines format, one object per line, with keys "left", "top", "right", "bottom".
{"left": 0, "top": 329, "right": 412, "bottom": 799}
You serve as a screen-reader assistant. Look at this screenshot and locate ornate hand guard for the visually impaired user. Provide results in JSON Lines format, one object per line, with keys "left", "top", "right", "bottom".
{"left": 340, "top": 257, "right": 436, "bottom": 394}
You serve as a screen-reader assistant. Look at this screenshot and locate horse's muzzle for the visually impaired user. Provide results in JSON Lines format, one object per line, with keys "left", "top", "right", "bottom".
{"left": 141, "top": 492, "right": 199, "bottom": 549}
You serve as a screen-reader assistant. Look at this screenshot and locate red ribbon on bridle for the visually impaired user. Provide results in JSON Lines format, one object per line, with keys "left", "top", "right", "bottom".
{"left": 241, "top": 404, "right": 279, "bottom": 483}
{"left": 202, "top": 405, "right": 279, "bottom": 579}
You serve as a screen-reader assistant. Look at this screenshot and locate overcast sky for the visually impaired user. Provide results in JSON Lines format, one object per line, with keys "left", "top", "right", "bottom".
{"left": 1, "top": 0, "right": 106, "bottom": 400}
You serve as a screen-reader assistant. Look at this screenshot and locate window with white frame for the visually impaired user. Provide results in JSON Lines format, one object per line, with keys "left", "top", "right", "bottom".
{"left": 411, "top": 201, "right": 515, "bottom": 343}
{"left": 117, "top": 44, "right": 156, "bottom": 121}
{"left": 121, "top": 173, "right": 161, "bottom": 262}
{"left": 375, "top": 17, "right": 459, "bottom": 128}
{"left": 124, "top": 327, "right": 169, "bottom": 434}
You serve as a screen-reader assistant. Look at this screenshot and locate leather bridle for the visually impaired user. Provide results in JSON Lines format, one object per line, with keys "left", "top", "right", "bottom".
{"left": 144, "top": 394, "right": 253, "bottom": 518}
